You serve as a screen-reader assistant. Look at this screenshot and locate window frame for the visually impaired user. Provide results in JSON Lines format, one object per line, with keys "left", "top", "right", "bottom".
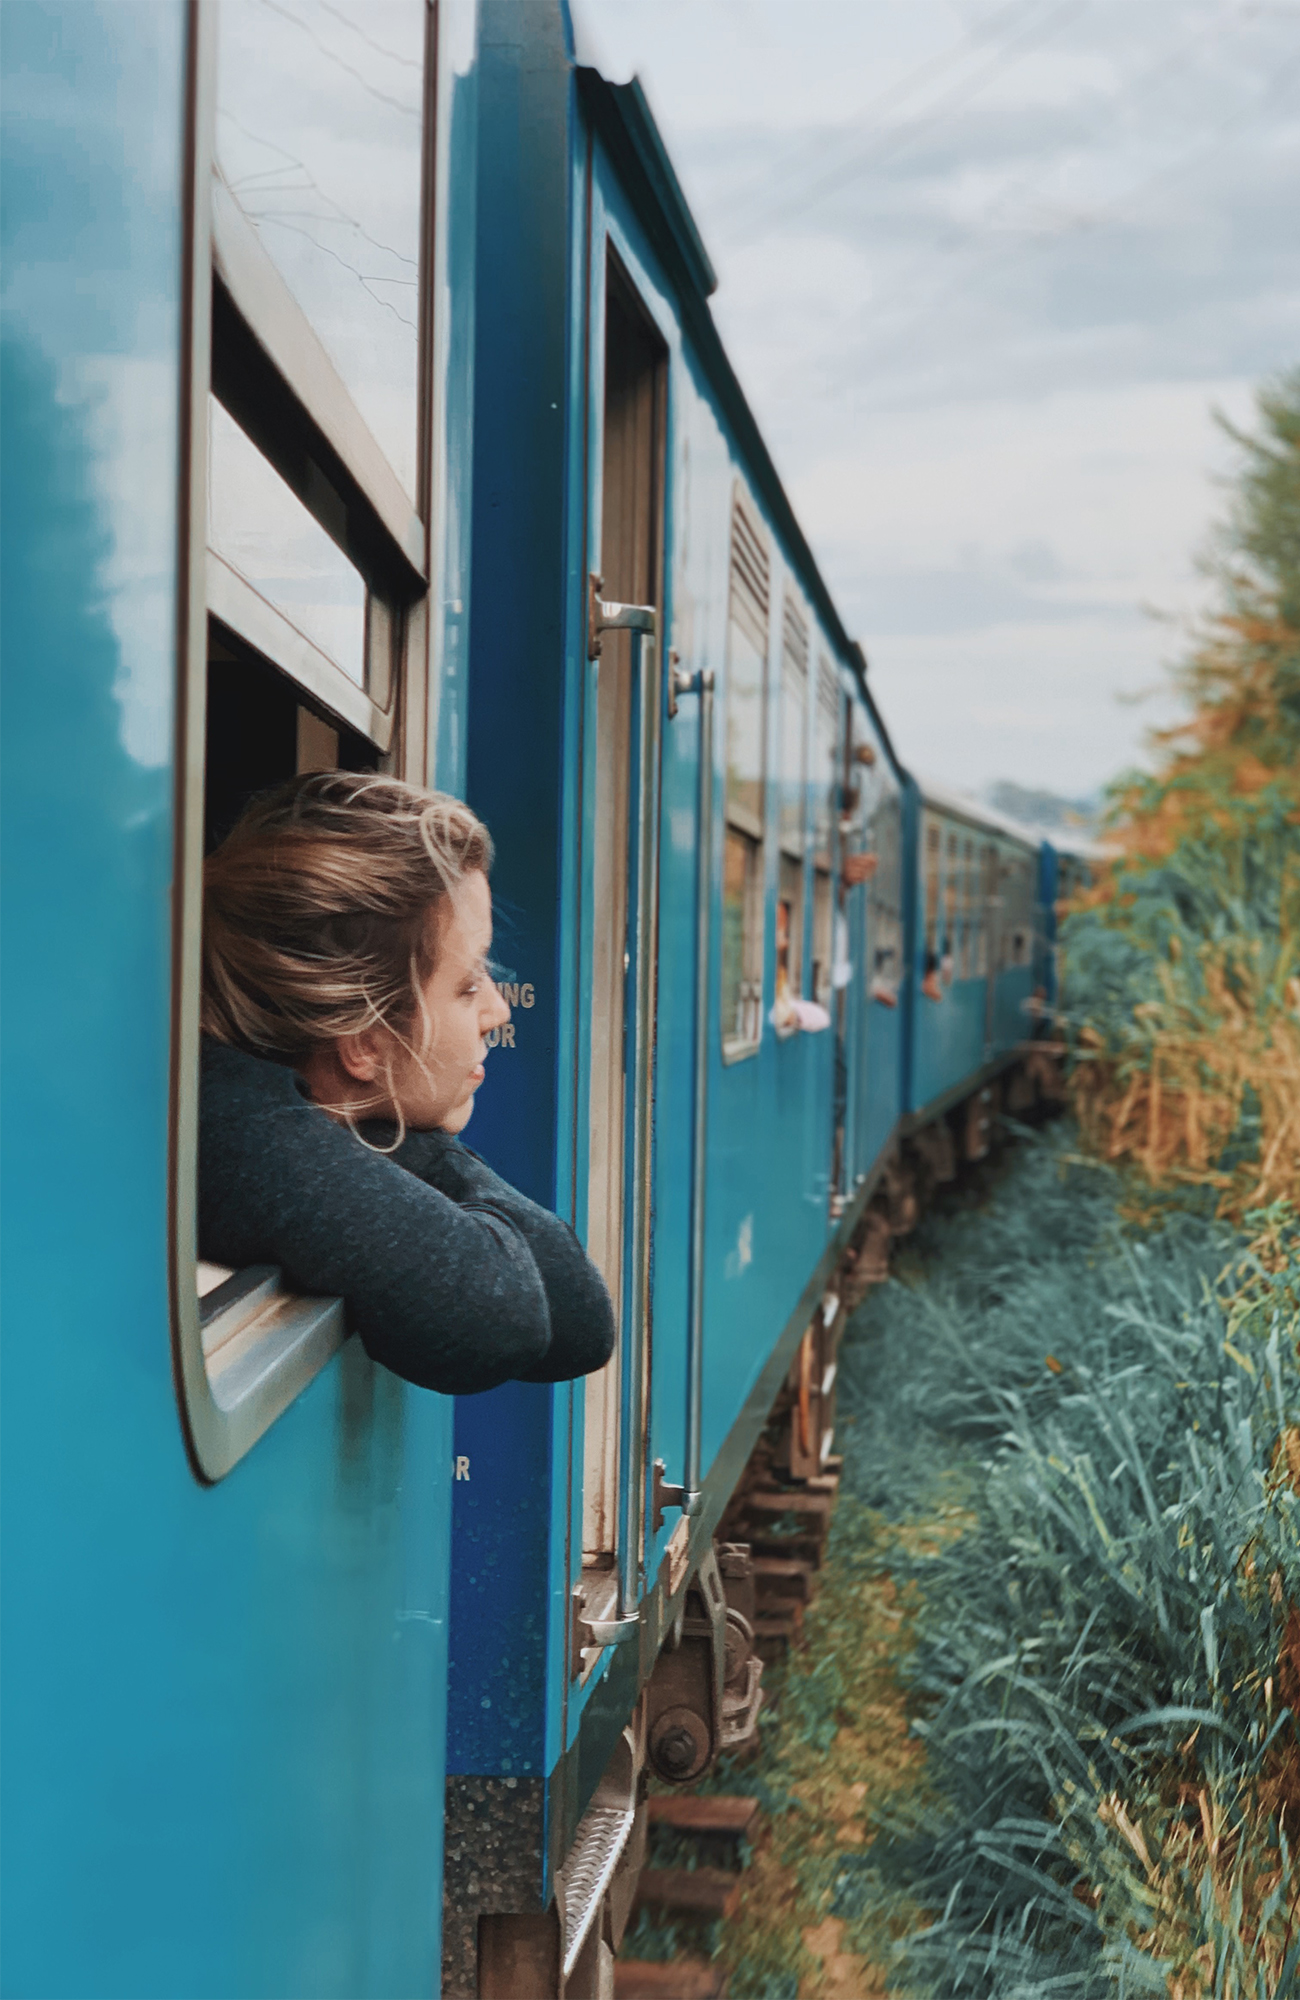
{"left": 775, "top": 590, "right": 810, "bottom": 1014}
{"left": 169, "top": 0, "right": 437, "bottom": 1483}
{"left": 866, "top": 771, "right": 903, "bottom": 1000}
{"left": 719, "top": 487, "right": 771, "bottom": 1064}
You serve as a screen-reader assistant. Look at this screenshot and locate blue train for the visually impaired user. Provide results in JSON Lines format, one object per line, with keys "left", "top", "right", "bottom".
{"left": 1, "top": 5, "right": 1072, "bottom": 1996}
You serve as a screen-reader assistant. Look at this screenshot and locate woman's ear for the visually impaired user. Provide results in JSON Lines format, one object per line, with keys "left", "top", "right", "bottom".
{"left": 336, "top": 1030, "right": 383, "bottom": 1083}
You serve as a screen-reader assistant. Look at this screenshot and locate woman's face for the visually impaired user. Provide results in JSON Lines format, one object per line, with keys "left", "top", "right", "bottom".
{"left": 396, "top": 869, "right": 511, "bottom": 1132}
{"left": 307, "top": 869, "right": 510, "bottom": 1132}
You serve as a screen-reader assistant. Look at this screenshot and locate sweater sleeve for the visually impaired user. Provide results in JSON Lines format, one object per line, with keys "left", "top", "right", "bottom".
{"left": 199, "top": 1041, "right": 562, "bottom": 1396}
{"left": 386, "top": 1130, "right": 616, "bottom": 1383}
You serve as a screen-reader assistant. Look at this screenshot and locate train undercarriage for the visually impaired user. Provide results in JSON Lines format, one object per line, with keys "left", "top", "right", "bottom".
{"left": 448, "top": 1048, "right": 1064, "bottom": 1998}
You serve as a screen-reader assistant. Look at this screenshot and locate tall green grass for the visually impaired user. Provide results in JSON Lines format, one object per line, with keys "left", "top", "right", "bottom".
{"left": 834, "top": 1134, "right": 1300, "bottom": 1996}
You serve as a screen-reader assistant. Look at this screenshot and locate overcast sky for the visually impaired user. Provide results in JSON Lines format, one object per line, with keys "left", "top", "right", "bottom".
{"left": 574, "top": 0, "right": 1300, "bottom": 800}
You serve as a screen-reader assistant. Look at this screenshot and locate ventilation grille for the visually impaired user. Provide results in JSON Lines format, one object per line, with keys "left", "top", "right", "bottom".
{"left": 817, "top": 656, "right": 839, "bottom": 724}
{"left": 782, "top": 595, "right": 809, "bottom": 678}
{"left": 729, "top": 493, "right": 770, "bottom": 651}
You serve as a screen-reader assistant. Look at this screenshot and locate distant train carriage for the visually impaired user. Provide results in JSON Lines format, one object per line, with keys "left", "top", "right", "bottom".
{"left": 905, "top": 781, "right": 1046, "bottom": 1153}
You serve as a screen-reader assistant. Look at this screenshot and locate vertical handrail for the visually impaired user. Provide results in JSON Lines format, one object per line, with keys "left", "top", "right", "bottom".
{"left": 683, "top": 670, "right": 714, "bottom": 1502}
{"left": 589, "top": 586, "right": 659, "bottom": 1641}
{"left": 617, "top": 619, "right": 661, "bottom": 1623}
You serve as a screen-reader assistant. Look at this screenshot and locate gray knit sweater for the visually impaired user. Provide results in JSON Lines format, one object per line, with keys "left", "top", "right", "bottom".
{"left": 198, "top": 1038, "right": 614, "bottom": 1396}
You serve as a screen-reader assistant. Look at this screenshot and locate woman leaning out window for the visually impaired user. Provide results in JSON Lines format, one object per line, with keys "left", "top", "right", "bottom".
{"left": 199, "top": 772, "right": 614, "bottom": 1396}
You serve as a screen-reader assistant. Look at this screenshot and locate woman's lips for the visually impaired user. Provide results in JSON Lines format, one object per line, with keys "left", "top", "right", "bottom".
{"left": 469, "top": 1064, "right": 486, "bottom": 1086}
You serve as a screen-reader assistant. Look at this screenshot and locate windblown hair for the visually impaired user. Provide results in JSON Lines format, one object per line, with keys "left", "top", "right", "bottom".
{"left": 201, "top": 770, "right": 493, "bottom": 1066}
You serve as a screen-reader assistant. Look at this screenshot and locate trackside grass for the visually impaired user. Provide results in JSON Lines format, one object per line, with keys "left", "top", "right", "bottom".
{"left": 690, "top": 1134, "right": 1299, "bottom": 1999}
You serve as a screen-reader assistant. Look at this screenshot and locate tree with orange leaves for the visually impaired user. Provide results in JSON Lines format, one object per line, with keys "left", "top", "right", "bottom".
{"left": 1063, "top": 370, "right": 1300, "bottom": 1218}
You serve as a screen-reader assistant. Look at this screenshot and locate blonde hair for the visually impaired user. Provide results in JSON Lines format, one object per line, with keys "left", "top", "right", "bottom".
{"left": 201, "top": 771, "right": 494, "bottom": 1069}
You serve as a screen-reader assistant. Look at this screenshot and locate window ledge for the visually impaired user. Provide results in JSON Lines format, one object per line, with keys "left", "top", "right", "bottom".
{"left": 184, "top": 1264, "right": 347, "bottom": 1472}
{"left": 722, "top": 1036, "right": 762, "bottom": 1066}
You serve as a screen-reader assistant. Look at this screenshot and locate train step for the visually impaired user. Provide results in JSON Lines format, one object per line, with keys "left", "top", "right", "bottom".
{"left": 751, "top": 1555, "right": 813, "bottom": 1602}
{"left": 748, "top": 1532, "right": 825, "bottom": 1570}
{"left": 645, "top": 1796, "right": 759, "bottom": 1838}
{"left": 634, "top": 1867, "right": 742, "bottom": 1919}
{"left": 740, "top": 1486, "right": 834, "bottom": 1523}
{"left": 614, "top": 1959, "right": 728, "bottom": 1998}
{"left": 753, "top": 1605, "right": 804, "bottom": 1662}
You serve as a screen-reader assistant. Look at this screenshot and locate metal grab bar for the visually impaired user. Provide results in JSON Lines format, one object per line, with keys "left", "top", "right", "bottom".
{"left": 589, "top": 584, "right": 663, "bottom": 1629}
{"left": 617, "top": 616, "right": 659, "bottom": 1623}
{"left": 675, "top": 665, "right": 715, "bottom": 1507}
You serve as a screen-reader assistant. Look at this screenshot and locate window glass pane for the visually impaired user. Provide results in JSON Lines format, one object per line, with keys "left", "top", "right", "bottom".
{"left": 721, "top": 829, "right": 762, "bottom": 1049}
{"left": 725, "top": 619, "right": 766, "bottom": 830}
{"left": 777, "top": 852, "right": 803, "bottom": 1001}
{"left": 208, "top": 397, "right": 367, "bottom": 683}
{"left": 215, "top": 0, "right": 426, "bottom": 499}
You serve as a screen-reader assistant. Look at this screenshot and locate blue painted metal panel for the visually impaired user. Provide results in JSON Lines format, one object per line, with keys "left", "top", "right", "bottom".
{"left": 912, "top": 975, "right": 987, "bottom": 1112}
{"left": 448, "top": 0, "right": 575, "bottom": 1784}
{"left": 1, "top": 11, "right": 455, "bottom": 1995}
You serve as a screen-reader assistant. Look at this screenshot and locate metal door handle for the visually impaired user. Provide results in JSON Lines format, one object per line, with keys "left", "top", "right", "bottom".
{"left": 588, "top": 572, "right": 656, "bottom": 658}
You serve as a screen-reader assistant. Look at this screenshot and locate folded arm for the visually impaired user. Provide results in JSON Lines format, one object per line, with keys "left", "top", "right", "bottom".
{"left": 199, "top": 1040, "right": 612, "bottom": 1395}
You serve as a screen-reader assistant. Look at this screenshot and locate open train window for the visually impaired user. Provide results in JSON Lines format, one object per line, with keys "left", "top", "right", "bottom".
{"left": 920, "top": 818, "right": 941, "bottom": 996}
{"left": 867, "top": 774, "right": 902, "bottom": 1005}
{"left": 172, "top": 0, "right": 434, "bottom": 1482}
{"left": 720, "top": 492, "right": 770, "bottom": 1059}
{"left": 776, "top": 595, "right": 809, "bottom": 1014}
{"left": 583, "top": 255, "right": 666, "bottom": 1583}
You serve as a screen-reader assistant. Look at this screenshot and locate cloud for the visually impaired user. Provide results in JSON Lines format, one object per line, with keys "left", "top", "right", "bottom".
{"left": 578, "top": 0, "right": 1300, "bottom": 792}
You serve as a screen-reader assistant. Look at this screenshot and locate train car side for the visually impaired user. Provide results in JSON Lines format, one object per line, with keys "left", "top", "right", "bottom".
{"left": 1, "top": 5, "right": 479, "bottom": 1994}
{"left": 907, "top": 782, "right": 1045, "bottom": 1135}
{"left": 441, "top": 23, "right": 921, "bottom": 1990}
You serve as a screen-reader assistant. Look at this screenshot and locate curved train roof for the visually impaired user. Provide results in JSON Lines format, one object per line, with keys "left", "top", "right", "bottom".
{"left": 571, "top": 55, "right": 908, "bottom": 788}
{"left": 916, "top": 778, "right": 1045, "bottom": 852}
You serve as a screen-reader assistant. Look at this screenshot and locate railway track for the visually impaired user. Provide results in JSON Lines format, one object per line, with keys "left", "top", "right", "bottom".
{"left": 615, "top": 1440, "right": 846, "bottom": 1998}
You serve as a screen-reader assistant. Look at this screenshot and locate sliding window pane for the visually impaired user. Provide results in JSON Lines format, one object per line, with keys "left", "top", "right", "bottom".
{"left": 725, "top": 619, "right": 766, "bottom": 833}
{"left": 208, "top": 397, "right": 367, "bottom": 683}
{"left": 215, "top": 0, "right": 426, "bottom": 500}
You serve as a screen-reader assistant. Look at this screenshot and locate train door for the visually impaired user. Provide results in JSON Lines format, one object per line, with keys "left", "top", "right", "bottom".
{"left": 582, "top": 255, "right": 666, "bottom": 1624}
{"left": 828, "top": 679, "right": 851, "bottom": 1202}
{"left": 839, "top": 700, "right": 866, "bottom": 1188}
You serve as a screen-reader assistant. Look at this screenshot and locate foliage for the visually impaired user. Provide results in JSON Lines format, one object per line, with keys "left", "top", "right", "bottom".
{"left": 710, "top": 1135, "right": 1300, "bottom": 1998}
{"left": 1061, "top": 370, "right": 1300, "bottom": 1216}
{"left": 855, "top": 1139, "right": 1300, "bottom": 1996}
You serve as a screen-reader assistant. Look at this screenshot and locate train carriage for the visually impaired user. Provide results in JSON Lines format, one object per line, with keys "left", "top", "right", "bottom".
{"left": 440, "top": 20, "right": 924, "bottom": 1993}
{"left": 3, "top": 2, "right": 480, "bottom": 1993}
{"left": 905, "top": 781, "right": 1047, "bottom": 1151}
{"left": 2, "top": 5, "right": 1064, "bottom": 1998}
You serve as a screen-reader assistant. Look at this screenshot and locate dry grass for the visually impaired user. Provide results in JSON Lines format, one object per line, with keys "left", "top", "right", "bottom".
{"left": 1070, "top": 936, "right": 1300, "bottom": 1220}
{"left": 704, "top": 1496, "right": 974, "bottom": 1998}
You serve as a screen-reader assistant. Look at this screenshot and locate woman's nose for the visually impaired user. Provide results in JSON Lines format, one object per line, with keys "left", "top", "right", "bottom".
{"left": 487, "top": 981, "right": 511, "bottom": 1029}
